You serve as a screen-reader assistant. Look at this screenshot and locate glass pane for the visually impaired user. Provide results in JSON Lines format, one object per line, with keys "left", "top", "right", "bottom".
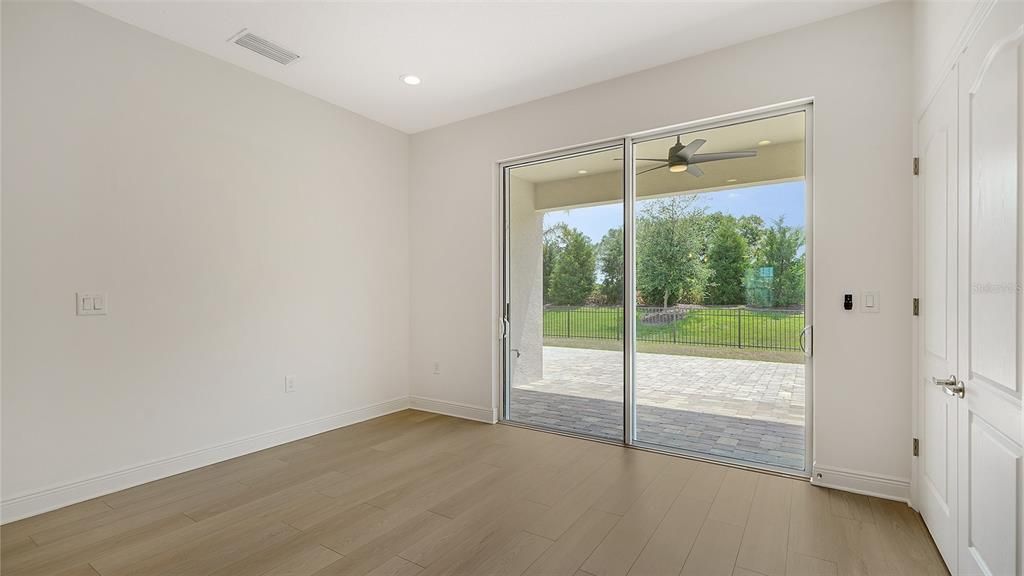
{"left": 632, "top": 112, "right": 808, "bottom": 471}
{"left": 507, "top": 146, "right": 624, "bottom": 441}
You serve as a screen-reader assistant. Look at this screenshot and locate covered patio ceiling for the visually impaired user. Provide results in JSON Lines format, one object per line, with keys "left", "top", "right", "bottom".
{"left": 511, "top": 111, "right": 805, "bottom": 212}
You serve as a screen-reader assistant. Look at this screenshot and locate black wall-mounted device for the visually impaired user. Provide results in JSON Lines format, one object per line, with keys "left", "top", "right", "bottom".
{"left": 844, "top": 294, "right": 854, "bottom": 311}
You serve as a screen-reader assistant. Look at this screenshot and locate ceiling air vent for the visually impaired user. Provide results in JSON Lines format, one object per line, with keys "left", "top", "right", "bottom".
{"left": 229, "top": 29, "right": 300, "bottom": 66}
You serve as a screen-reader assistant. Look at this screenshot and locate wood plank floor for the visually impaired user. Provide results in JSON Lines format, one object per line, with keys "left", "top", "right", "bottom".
{"left": 1, "top": 410, "right": 948, "bottom": 576}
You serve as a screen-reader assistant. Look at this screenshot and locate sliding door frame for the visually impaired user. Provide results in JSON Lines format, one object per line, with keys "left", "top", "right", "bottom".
{"left": 498, "top": 100, "right": 814, "bottom": 476}
{"left": 499, "top": 139, "right": 629, "bottom": 427}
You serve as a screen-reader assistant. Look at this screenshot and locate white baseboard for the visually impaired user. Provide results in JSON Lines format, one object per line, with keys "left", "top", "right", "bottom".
{"left": 0, "top": 396, "right": 410, "bottom": 524}
{"left": 409, "top": 396, "right": 496, "bottom": 424}
{"left": 810, "top": 463, "right": 911, "bottom": 503}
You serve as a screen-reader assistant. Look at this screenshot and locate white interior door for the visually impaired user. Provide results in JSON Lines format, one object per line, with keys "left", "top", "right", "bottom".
{"left": 956, "top": 3, "right": 1023, "bottom": 575}
{"left": 917, "top": 67, "right": 960, "bottom": 571}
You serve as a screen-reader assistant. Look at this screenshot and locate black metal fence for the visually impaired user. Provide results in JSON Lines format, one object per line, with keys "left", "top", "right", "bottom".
{"left": 543, "top": 306, "right": 805, "bottom": 351}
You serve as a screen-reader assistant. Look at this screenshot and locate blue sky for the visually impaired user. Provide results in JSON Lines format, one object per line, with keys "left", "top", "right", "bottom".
{"left": 543, "top": 181, "right": 806, "bottom": 243}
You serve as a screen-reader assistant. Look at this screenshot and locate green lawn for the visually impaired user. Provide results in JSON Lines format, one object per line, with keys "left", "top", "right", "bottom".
{"left": 542, "top": 306, "right": 805, "bottom": 351}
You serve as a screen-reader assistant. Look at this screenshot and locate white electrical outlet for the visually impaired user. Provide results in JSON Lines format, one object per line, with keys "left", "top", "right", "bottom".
{"left": 76, "top": 292, "right": 107, "bottom": 316}
{"left": 432, "top": 362, "right": 441, "bottom": 375}
{"left": 284, "top": 375, "right": 296, "bottom": 393}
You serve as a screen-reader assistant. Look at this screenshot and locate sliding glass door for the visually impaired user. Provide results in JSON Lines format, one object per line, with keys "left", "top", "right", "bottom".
{"left": 502, "top": 106, "right": 811, "bottom": 474}
{"left": 504, "top": 145, "right": 624, "bottom": 441}
{"left": 632, "top": 111, "right": 808, "bottom": 471}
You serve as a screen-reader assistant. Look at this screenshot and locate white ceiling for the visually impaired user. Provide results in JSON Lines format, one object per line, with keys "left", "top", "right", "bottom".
{"left": 82, "top": 1, "right": 879, "bottom": 134}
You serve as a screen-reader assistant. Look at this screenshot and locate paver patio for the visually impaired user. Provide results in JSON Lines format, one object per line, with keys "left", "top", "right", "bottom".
{"left": 510, "top": 346, "right": 806, "bottom": 470}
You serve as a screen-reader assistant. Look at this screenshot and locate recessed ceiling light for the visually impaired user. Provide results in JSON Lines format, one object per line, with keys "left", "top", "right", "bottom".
{"left": 727, "top": 178, "right": 738, "bottom": 183}
{"left": 400, "top": 74, "right": 421, "bottom": 86}
{"left": 758, "top": 140, "right": 772, "bottom": 146}
{"left": 577, "top": 169, "right": 588, "bottom": 174}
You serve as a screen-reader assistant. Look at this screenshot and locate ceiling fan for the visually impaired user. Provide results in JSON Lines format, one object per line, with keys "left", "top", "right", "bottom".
{"left": 635, "top": 136, "right": 757, "bottom": 177}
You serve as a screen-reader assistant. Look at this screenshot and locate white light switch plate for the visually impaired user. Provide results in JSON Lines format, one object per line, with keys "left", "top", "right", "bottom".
{"left": 284, "top": 375, "right": 296, "bottom": 393}
{"left": 76, "top": 292, "right": 107, "bottom": 316}
{"left": 862, "top": 291, "right": 880, "bottom": 313}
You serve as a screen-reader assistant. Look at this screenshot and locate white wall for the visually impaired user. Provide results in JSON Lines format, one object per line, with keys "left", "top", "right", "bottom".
{"left": 409, "top": 2, "right": 914, "bottom": 496}
{"left": 1, "top": 1, "right": 410, "bottom": 519}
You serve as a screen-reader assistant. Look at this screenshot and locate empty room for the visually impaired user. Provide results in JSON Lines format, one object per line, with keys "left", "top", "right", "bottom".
{"left": 1, "top": 1, "right": 1021, "bottom": 575}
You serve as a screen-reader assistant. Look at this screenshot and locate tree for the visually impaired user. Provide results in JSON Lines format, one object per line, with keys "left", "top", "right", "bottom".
{"left": 736, "top": 215, "right": 766, "bottom": 262}
{"left": 694, "top": 212, "right": 734, "bottom": 264}
{"left": 636, "top": 197, "right": 709, "bottom": 307}
{"left": 707, "top": 221, "right": 749, "bottom": 305}
{"left": 542, "top": 223, "right": 568, "bottom": 303}
{"left": 754, "top": 217, "right": 805, "bottom": 307}
{"left": 596, "top": 228, "right": 624, "bottom": 305}
{"left": 548, "top": 227, "right": 596, "bottom": 305}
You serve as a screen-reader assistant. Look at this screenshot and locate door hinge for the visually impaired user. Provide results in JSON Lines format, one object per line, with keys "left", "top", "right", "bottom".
{"left": 913, "top": 157, "right": 920, "bottom": 176}
{"left": 913, "top": 437, "right": 919, "bottom": 457}
{"left": 913, "top": 297, "right": 920, "bottom": 316}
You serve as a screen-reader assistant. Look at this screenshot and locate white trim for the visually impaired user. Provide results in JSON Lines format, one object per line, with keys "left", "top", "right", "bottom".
{"left": 409, "top": 396, "right": 497, "bottom": 424}
{"left": 802, "top": 105, "right": 815, "bottom": 476}
{"left": 623, "top": 137, "right": 636, "bottom": 443}
{"left": 916, "top": 0, "right": 996, "bottom": 117}
{"left": 811, "top": 463, "right": 911, "bottom": 503}
{"left": 0, "top": 396, "right": 410, "bottom": 524}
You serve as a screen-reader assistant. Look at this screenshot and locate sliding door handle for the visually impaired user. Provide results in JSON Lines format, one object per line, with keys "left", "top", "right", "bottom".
{"left": 799, "top": 325, "right": 812, "bottom": 357}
